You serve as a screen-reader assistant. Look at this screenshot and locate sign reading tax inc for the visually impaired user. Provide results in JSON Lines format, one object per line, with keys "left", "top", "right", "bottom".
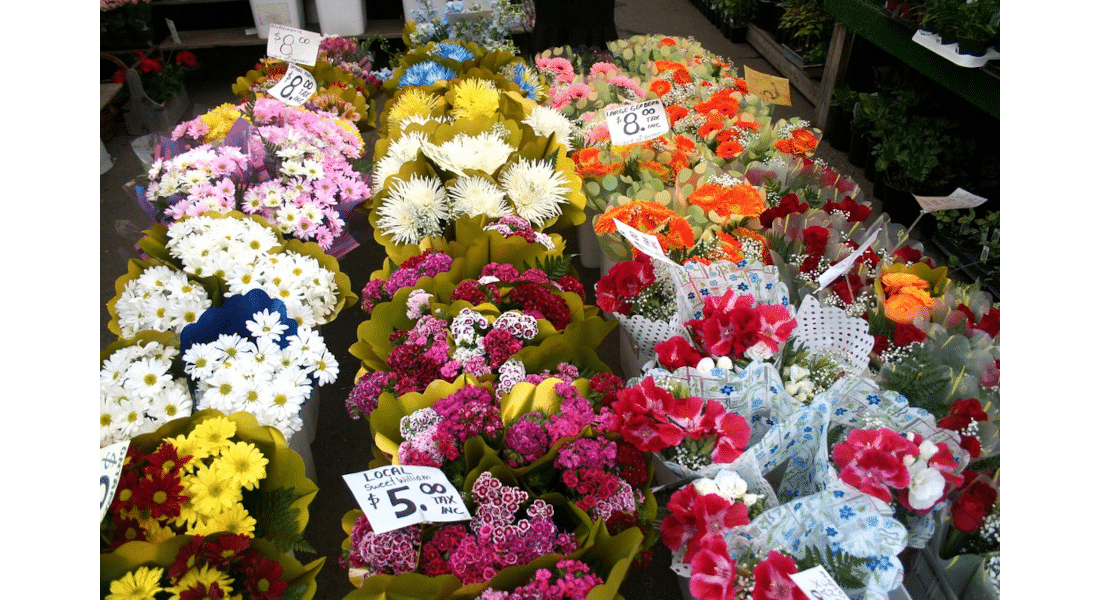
{"left": 269, "top": 63, "right": 317, "bottom": 107}
{"left": 605, "top": 99, "right": 670, "bottom": 146}
{"left": 343, "top": 465, "right": 471, "bottom": 534}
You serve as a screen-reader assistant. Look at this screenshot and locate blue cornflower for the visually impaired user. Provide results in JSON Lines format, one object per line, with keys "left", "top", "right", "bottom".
{"left": 432, "top": 42, "right": 475, "bottom": 62}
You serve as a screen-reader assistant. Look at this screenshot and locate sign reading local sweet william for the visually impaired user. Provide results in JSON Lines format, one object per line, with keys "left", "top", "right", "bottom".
{"left": 269, "top": 63, "right": 317, "bottom": 107}
{"left": 343, "top": 466, "right": 471, "bottom": 534}
{"left": 266, "top": 24, "right": 321, "bottom": 66}
{"left": 789, "top": 565, "right": 850, "bottom": 600}
{"left": 100, "top": 440, "right": 130, "bottom": 521}
{"left": 605, "top": 99, "right": 670, "bottom": 146}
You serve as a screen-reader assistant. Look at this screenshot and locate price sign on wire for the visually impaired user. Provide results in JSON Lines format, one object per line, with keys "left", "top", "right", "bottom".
{"left": 613, "top": 219, "right": 682, "bottom": 269}
{"left": 269, "top": 63, "right": 317, "bottom": 107}
{"left": 789, "top": 565, "right": 850, "bottom": 600}
{"left": 912, "top": 187, "right": 988, "bottom": 213}
{"left": 817, "top": 226, "right": 880, "bottom": 288}
{"left": 605, "top": 99, "right": 670, "bottom": 146}
{"left": 100, "top": 440, "right": 130, "bottom": 521}
{"left": 744, "top": 65, "right": 792, "bottom": 106}
{"left": 343, "top": 466, "right": 471, "bottom": 534}
{"left": 266, "top": 24, "right": 321, "bottom": 66}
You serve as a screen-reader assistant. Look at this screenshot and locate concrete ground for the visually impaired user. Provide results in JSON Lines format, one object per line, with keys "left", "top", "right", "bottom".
{"left": 99, "top": 1, "right": 913, "bottom": 597}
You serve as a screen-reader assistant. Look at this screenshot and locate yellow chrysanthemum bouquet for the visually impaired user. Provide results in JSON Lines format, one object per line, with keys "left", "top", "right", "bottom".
{"left": 367, "top": 41, "right": 582, "bottom": 263}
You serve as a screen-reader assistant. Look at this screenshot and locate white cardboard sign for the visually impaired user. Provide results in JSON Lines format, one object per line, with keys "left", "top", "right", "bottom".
{"left": 266, "top": 24, "right": 321, "bottom": 66}
{"left": 605, "top": 99, "right": 670, "bottom": 146}
{"left": 100, "top": 440, "right": 130, "bottom": 520}
{"left": 912, "top": 187, "right": 988, "bottom": 213}
{"left": 613, "top": 219, "right": 682, "bottom": 268}
{"left": 789, "top": 565, "right": 850, "bottom": 600}
{"left": 269, "top": 63, "right": 317, "bottom": 106}
{"left": 343, "top": 465, "right": 471, "bottom": 534}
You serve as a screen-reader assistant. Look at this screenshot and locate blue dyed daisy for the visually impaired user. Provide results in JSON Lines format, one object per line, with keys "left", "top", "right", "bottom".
{"left": 399, "top": 61, "right": 457, "bottom": 88}
{"left": 432, "top": 42, "right": 475, "bottom": 62}
{"left": 504, "top": 64, "right": 541, "bottom": 97}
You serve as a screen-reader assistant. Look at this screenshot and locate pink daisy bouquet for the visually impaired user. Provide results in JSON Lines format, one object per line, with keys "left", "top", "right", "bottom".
{"left": 153, "top": 99, "right": 371, "bottom": 253}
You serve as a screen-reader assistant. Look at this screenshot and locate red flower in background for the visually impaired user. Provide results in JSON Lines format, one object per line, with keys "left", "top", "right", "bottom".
{"left": 938, "top": 398, "right": 989, "bottom": 458}
{"left": 175, "top": 50, "right": 199, "bottom": 68}
{"left": 951, "top": 474, "right": 998, "bottom": 533}
{"left": 759, "top": 193, "right": 808, "bottom": 228}
{"left": 138, "top": 57, "right": 163, "bottom": 74}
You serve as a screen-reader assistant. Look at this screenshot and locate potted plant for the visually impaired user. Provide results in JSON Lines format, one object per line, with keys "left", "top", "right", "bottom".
{"left": 100, "top": 0, "right": 154, "bottom": 50}
{"left": 931, "top": 208, "right": 999, "bottom": 287}
{"left": 106, "top": 49, "right": 199, "bottom": 136}
{"left": 776, "top": 0, "right": 833, "bottom": 74}
{"left": 874, "top": 114, "right": 970, "bottom": 224}
{"left": 717, "top": 0, "right": 759, "bottom": 42}
{"left": 919, "top": 0, "right": 999, "bottom": 55}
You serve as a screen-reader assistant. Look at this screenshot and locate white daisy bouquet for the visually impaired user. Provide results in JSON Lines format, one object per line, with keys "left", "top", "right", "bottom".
{"left": 368, "top": 76, "right": 584, "bottom": 262}
{"left": 107, "top": 263, "right": 212, "bottom": 339}
{"left": 141, "top": 211, "right": 357, "bottom": 329}
{"left": 156, "top": 99, "right": 371, "bottom": 254}
{"left": 180, "top": 288, "right": 338, "bottom": 439}
{"left": 100, "top": 332, "right": 193, "bottom": 447}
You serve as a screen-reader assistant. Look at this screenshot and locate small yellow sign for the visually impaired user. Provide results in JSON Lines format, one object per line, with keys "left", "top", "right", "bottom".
{"left": 744, "top": 66, "right": 792, "bottom": 106}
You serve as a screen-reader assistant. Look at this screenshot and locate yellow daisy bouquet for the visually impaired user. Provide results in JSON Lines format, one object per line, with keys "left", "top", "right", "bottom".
{"left": 100, "top": 410, "right": 323, "bottom": 596}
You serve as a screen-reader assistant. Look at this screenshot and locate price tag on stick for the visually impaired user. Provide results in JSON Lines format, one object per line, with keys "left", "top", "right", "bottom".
{"left": 100, "top": 440, "right": 130, "bottom": 521}
{"left": 266, "top": 24, "right": 321, "bottom": 66}
{"left": 744, "top": 65, "right": 792, "bottom": 106}
{"left": 789, "top": 565, "right": 850, "bottom": 600}
{"left": 613, "top": 219, "right": 682, "bottom": 269}
{"left": 605, "top": 99, "right": 670, "bottom": 146}
{"left": 343, "top": 466, "right": 471, "bottom": 534}
{"left": 269, "top": 63, "right": 317, "bottom": 106}
{"left": 912, "top": 187, "right": 988, "bottom": 212}
{"left": 817, "top": 227, "right": 880, "bottom": 289}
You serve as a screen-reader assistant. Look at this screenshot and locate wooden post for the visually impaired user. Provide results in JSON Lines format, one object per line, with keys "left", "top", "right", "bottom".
{"left": 813, "top": 21, "right": 854, "bottom": 130}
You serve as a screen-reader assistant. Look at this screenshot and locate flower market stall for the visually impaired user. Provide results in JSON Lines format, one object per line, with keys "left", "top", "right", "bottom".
{"left": 98, "top": 8, "right": 1001, "bottom": 600}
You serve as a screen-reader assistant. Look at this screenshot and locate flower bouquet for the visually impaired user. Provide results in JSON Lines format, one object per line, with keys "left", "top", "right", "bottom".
{"left": 178, "top": 288, "right": 339, "bottom": 439}
{"left": 100, "top": 410, "right": 323, "bottom": 597}
{"left": 340, "top": 466, "right": 643, "bottom": 600}
{"left": 231, "top": 55, "right": 380, "bottom": 130}
{"left": 367, "top": 75, "right": 584, "bottom": 262}
{"left": 362, "top": 373, "right": 656, "bottom": 559}
{"left": 129, "top": 211, "right": 357, "bottom": 329}
{"left": 100, "top": 332, "right": 193, "bottom": 447}
{"left": 346, "top": 249, "right": 616, "bottom": 419}
{"left": 101, "top": 533, "right": 324, "bottom": 600}
{"left": 401, "top": 0, "right": 526, "bottom": 54}
{"left": 153, "top": 100, "right": 371, "bottom": 254}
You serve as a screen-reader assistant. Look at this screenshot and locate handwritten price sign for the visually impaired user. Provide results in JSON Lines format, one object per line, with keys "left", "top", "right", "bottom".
{"left": 789, "top": 566, "right": 850, "bottom": 600}
{"left": 100, "top": 440, "right": 130, "bottom": 521}
{"left": 912, "top": 187, "right": 988, "bottom": 213}
{"left": 269, "top": 63, "right": 317, "bottom": 106}
{"left": 605, "top": 99, "right": 670, "bottom": 146}
{"left": 266, "top": 24, "right": 321, "bottom": 66}
{"left": 744, "top": 65, "right": 792, "bottom": 106}
{"left": 343, "top": 466, "right": 471, "bottom": 534}
{"left": 613, "top": 219, "right": 682, "bottom": 268}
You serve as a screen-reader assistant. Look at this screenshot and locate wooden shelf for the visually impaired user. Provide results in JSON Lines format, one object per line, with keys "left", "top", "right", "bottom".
{"left": 745, "top": 23, "right": 821, "bottom": 107}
